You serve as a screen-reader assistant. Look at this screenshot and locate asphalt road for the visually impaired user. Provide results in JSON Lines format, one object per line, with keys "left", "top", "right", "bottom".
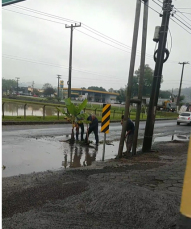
{"left": 2, "top": 120, "right": 191, "bottom": 177}
{"left": 2, "top": 120, "right": 191, "bottom": 138}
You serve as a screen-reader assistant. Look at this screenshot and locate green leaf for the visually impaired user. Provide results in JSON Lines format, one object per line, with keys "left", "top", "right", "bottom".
{"left": 78, "top": 99, "right": 88, "bottom": 111}
{"left": 64, "top": 98, "right": 72, "bottom": 106}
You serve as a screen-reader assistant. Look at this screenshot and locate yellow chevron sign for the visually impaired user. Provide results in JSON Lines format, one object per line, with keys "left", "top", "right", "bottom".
{"left": 101, "top": 104, "right": 111, "bottom": 134}
{"left": 180, "top": 137, "right": 191, "bottom": 218}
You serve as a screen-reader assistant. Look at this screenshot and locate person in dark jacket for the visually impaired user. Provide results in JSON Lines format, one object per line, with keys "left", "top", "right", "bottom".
{"left": 84, "top": 114, "right": 99, "bottom": 145}
{"left": 75, "top": 111, "right": 84, "bottom": 141}
{"left": 125, "top": 118, "right": 134, "bottom": 155}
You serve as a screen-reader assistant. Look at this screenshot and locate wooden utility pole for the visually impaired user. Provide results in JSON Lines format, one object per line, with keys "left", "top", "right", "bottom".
{"left": 142, "top": 0, "right": 173, "bottom": 152}
{"left": 16, "top": 77, "right": 20, "bottom": 95}
{"left": 57, "top": 75, "right": 61, "bottom": 98}
{"left": 177, "top": 62, "right": 189, "bottom": 107}
{"left": 132, "top": 0, "right": 149, "bottom": 155}
{"left": 65, "top": 23, "right": 81, "bottom": 98}
{"left": 118, "top": 0, "right": 141, "bottom": 158}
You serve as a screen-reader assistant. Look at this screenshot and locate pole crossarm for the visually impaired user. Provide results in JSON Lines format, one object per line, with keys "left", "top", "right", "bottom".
{"left": 65, "top": 23, "right": 81, "bottom": 28}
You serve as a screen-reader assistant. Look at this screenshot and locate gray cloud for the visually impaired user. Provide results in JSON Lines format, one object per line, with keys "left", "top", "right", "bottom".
{"left": 2, "top": 0, "right": 191, "bottom": 91}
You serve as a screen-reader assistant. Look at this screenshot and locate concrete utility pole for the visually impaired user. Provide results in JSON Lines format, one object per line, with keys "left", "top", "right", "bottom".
{"left": 177, "top": 62, "right": 189, "bottom": 107}
{"left": 118, "top": 0, "right": 141, "bottom": 158}
{"left": 132, "top": 0, "right": 149, "bottom": 155}
{"left": 142, "top": 0, "right": 173, "bottom": 152}
{"left": 65, "top": 23, "right": 81, "bottom": 98}
{"left": 16, "top": 77, "right": 20, "bottom": 95}
{"left": 57, "top": 75, "right": 61, "bottom": 98}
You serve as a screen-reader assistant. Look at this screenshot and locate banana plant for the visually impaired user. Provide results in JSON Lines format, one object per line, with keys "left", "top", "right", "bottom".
{"left": 57, "top": 98, "right": 90, "bottom": 142}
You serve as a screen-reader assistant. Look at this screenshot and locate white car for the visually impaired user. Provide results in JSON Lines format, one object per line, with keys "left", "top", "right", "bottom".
{"left": 177, "top": 112, "right": 191, "bottom": 125}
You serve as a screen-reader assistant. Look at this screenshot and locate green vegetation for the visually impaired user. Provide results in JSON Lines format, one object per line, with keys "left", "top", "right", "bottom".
{"left": 57, "top": 98, "right": 89, "bottom": 141}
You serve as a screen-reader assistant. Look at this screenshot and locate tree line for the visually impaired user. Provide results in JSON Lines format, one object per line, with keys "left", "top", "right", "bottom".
{"left": 2, "top": 65, "right": 185, "bottom": 102}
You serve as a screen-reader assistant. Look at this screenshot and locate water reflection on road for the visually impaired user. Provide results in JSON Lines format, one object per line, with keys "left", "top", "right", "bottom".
{"left": 2, "top": 134, "right": 120, "bottom": 178}
{"left": 2, "top": 121, "right": 190, "bottom": 178}
{"left": 62, "top": 144, "right": 98, "bottom": 169}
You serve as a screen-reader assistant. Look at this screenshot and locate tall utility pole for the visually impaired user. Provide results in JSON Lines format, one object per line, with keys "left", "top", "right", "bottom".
{"left": 65, "top": 23, "right": 81, "bottom": 98}
{"left": 16, "top": 77, "right": 20, "bottom": 95}
{"left": 132, "top": 0, "right": 149, "bottom": 155}
{"left": 57, "top": 75, "right": 61, "bottom": 98}
{"left": 177, "top": 62, "right": 189, "bottom": 107}
{"left": 32, "top": 81, "right": 34, "bottom": 95}
{"left": 118, "top": 0, "right": 141, "bottom": 158}
{"left": 142, "top": 0, "right": 173, "bottom": 152}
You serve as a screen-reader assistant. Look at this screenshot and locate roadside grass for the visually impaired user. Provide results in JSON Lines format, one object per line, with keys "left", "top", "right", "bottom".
{"left": 2, "top": 112, "right": 177, "bottom": 122}
{"left": 2, "top": 115, "right": 67, "bottom": 122}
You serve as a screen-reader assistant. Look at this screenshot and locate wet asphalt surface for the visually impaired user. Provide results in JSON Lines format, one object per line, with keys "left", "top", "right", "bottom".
{"left": 2, "top": 140, "right": 190, "bottom": 228}
{"left": 2, "top": 121, "right": 191, "bottom": 228}
{"left": 2, "top": 120, "right": 191, "bottom": 177}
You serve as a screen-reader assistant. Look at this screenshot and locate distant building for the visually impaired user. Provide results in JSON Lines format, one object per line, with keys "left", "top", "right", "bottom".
{"left": 63, "top": 88, "right": 119, "bottom": 103}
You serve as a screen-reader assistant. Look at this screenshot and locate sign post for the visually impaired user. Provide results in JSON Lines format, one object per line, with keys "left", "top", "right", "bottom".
{"left": 101, "top": 104, "right": 111, "bottom": 161}
{"left": 2, "top": 0, "right": 25, "bottom": 6}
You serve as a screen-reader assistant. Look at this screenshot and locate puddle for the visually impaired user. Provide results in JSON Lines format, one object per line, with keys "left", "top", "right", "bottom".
{"left": 2, "top": 134, "right": 143, "bottom": 178}
{"left": 2, "top": 131, "right": 189, "bottom": 178}
{"left": 153, "top": 134, "right": 190, "bottom": 143}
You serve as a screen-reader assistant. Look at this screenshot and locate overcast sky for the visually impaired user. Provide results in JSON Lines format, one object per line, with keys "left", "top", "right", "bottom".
{"left": 2, "top": 0, "right": 191, "bottom": 91}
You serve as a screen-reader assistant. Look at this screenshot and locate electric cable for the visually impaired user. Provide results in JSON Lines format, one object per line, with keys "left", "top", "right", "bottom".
{"left": 3, "top": 6, "right": 154, "bottom": 59}
{"left": 10, "top": 4, "right": 154, "bottom": 57}
{"left": 2, "top": 54, "right": 125, "bottom": 80}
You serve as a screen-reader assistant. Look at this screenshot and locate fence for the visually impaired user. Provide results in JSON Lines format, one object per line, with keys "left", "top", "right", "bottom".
{"left": 2, "top": 100, "right": 177, "bottom": 121}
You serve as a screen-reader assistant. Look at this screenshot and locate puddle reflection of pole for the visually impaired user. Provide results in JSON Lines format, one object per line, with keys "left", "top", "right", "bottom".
{"left": 84, "top": 146, "right": 98, "bottom": 166}
{"left": 63, "top": 154, "right": 67, "bottom": 169}
{"left": 102, "top": 133, "right": 106, "bottom": 161}
{"left": 69, "top": 144, "right": 74, "bottom": 168}
{"left": 72, "top": 147, "right": 82, "bottom": 168}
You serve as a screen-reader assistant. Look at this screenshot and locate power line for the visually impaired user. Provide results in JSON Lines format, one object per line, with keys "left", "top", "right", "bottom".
{"left": 3, "top": 3, "right": 187, "bottom": 64}
{"left": 152, "top": 0, "right": 162, "bottom": 9}
{"left": 141, "top": 0, "right": 191, "bottom": 35}
{"left": 173, "top": 6, "right": 191, "bottom": 23}
{"left": 179, "top": 12, "right": 191, "bottom": 15}
{"left": 173, "top": 8, "right": 191, "bottom": 25}
{"left": 4, "top": 3, "right": 183, "bottom": 64}
{"left": 3, "top": 7, "right": 154, "bottom": 59}
{"left": 170, "top": 17, "right": 191, "bottom": 35}
{"left": 13, "top": 5, "right": 140, "bottom": 51}
{"left": 2, "top": 54, "right": 124, "bottom": 80}
{"left": 176, "top": 8, "right": 191, "bottom": 10}
{"left": 152, "top": 0, "right": 191, "bottom": 31}
{"left": 81, "top": 25, "right": 132, "bottom": 51}
{"left": 75, "top": 28, "right": 154, "bottom": 59}
{"left": 6, "top": 5, "right": 155, "bottom": 58}
{"left": 140, "top": 0, "right": 161, "bottom": 15}
{"left": 174, "top": 11, "right": 191, "bottom": 26}
{"left": 3, "top": 8, "right": 67, "bottom": 25}
{"left": 173, "top": 15, "right": 191, "bottom": 30}
{"left": 12, "top": 5, "right": 78, "bottom": 23}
